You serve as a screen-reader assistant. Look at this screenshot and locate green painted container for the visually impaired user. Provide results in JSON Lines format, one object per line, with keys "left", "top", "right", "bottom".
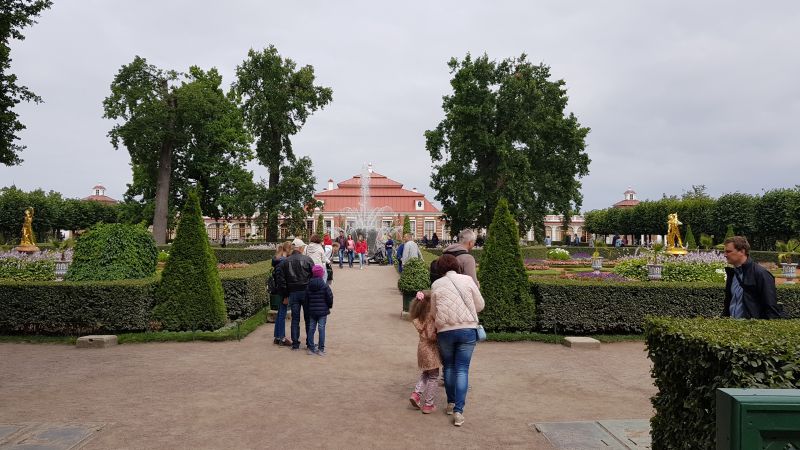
{"left": 716, "top": 388, "right": 800, "bottom": 449}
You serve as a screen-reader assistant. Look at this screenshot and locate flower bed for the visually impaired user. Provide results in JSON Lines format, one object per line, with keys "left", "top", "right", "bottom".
{"left": 0, "top": 250, "right": 73, "bottom": 282}
{"left": 613, "top": 251, "right": 726, "bottom": 282}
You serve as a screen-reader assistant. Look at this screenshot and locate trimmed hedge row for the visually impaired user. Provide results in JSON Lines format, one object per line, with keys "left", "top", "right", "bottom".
{"left": 157, "top": 245, "right": 274, "bottom": 264}
{"left": 530, "top": 279, "right": 800, "bottom": 334}
{"left": 645, "top": 317, "right": 800, "bottom": 449}
{"left": 0, "top": 278, "right": 157, "bottom": 334}
{"left": 219, "top": 261, "right": 270, "bottom": 320}
{"left": 0, "top": 262, "right": 272, "bottom": 334}
{"left": 427, "top": 245, "right": 642, "bottom": 261}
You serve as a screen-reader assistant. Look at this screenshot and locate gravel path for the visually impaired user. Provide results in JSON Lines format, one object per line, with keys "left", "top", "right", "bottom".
{"left": 0, "top": 264, "right": 656, "bottom": 449}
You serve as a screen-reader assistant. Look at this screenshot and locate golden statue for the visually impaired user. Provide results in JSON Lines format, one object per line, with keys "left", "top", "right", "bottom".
{"left": 15, "top": 207, "right": 40, "bottom": 253}
{"left": 665, "top": 212, "right": 687, "bottom": 255}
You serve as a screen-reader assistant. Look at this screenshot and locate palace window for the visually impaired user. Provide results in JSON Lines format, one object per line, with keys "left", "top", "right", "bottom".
{"left": 424, "top": 220, "right": 435, "bottom": 239}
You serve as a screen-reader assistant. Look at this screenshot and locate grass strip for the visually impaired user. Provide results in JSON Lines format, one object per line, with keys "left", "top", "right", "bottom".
{"left": 0, "top": 307, "right": 268, "bottom": 345}
{"left": 117, "top": 307, "right": 268, "bottom": 343}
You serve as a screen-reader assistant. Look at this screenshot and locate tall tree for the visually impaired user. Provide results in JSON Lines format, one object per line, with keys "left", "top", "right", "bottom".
{"left": 103, "top": 58, "right": 253, "bottom": 243}
{"left": 231, "top": 46, "right": 332, "bottom": 240}
{"left": 426, "top": 53, "right": 590, "bottom": 235}
{"left": 0, "top": 0, "right": 52, "bottom": 165}
{"left": 255, "top": 156, "right": 319, "bottom": 239}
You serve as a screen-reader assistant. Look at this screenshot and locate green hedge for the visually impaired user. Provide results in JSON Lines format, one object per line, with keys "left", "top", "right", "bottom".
{"left": 427, "top": 245, "right": 641, "bottom": 261}
{"left": 531, "top": 279, "right": 800, "bottom": 334}
{"left": 0, "top": 263, "right": 269, "bottom": 335}
{"left": 157, "top": 245, "right": 274, "bottom": 264}
{"left": 66, "top": 223, "right": 158, "bottom": 281}
{"left": 219, "top": 261, "right": 270, "bottom": 320}
{"left": 645, "top": 317, "right": 800, "bottom": 449}
{"left": 0, "top": 278, "right": 157, "bottom": 334}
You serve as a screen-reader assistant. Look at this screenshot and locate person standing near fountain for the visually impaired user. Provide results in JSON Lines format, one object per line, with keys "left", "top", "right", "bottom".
{"left": 346, "top": 234, "right": 356, "bottom": 268}
{"left": 276, "top": 238, "right": 315, "bottom": 350}
{"left": 385, "top": 235, "right": 395, "bottom": 265}
{"left": 336, "top": 231, "right": 347, "bottom": 269}
{"left": 355, "top": 235, "right": 368, "bottom": 269}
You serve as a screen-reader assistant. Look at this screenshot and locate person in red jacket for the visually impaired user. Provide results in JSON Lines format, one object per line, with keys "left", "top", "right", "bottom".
{"left": 355, "top": 235, "right": 368, "bottom": 269}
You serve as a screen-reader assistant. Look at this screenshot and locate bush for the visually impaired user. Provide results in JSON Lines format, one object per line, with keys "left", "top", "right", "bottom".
{"left": 645, "top": 317, "right": 800, "bottom": 449}
{"left": 0, "top": 250, "right": 57, "bottom": 281}
{"left": 0, "top": 278, "right": 156, "bottom": 334}
{"left": 546, "top": 248, "right": 570, "bottom": 260}
{"left": 157, "top": 245, "right": 274, "bottom": 264}
{"left": 219, "top": 261, "right": 269, "bottom": 320}
{"left": 477, "top": 198, "right": 535, "bottom": 332}
{"left": 152, "top": 191, "right": 227, "bottom": 331}
{"left": 65, "top": 223, "right": 157, "bottom": 281}
{"left": 685, "top": 224, "right": 697, "bottom": 250}
{"left": 532, "top": 278, "right": 800, "bottom": 334}
{"left": 397, "top": 257, "right": 430, "bottom": 292}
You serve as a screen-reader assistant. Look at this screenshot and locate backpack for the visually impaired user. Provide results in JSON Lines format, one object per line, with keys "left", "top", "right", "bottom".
{"left": 429, "top": 249, "right": 469, "bottom": 283}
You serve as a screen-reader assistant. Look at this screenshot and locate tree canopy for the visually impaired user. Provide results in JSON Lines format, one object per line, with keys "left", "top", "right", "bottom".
{"left": 231, "top": 45, "right": 332, "bottom": 240}
{"left": 0, "top": 0, "right": 52, "bottom": 165}
{"left": 425, "top": 53, "right": 590, "bottom": 235}
{"left": 103, "top": 57, "right": 255, "bottom": 243}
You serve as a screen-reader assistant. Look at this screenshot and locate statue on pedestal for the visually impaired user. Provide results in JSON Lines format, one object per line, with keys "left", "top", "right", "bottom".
{"left": 665, "top": 212, "right": 687, "bottom": 255}
{"left": 15, "top": 207, "right": 40, "bottom": 253}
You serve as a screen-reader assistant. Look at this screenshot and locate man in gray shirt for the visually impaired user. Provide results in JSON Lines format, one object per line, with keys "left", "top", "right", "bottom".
{"left": 401, "top": 233, "right": 422, "bottom": 264}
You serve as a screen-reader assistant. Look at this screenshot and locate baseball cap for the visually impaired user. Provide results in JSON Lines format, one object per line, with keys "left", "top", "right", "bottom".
{"left": 292, "top": 238, "right": 306, "bottom": 248}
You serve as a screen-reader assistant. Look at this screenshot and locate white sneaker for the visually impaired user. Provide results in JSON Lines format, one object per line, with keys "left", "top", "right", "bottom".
{"left": 446, "top": 403, "right": 455, "bottom": 415}
{"left": 453, "top": 412, "right": 465, "bottom": 426}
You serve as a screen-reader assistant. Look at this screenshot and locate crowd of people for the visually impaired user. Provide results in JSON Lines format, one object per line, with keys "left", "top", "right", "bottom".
{"left": 268, "top": 228, "right": 486, "bottom": 427}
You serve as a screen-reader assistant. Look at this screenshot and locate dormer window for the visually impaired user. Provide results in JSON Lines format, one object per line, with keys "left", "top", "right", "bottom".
{"left": 415, "top": 200, "right": 424, "bottom": 211}
{"left": 95, "top": 190, "right": 100, "bottom": 196}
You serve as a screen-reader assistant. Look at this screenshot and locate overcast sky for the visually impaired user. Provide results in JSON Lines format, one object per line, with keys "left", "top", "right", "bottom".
{"left": 2, "top": 1, "right": 799, "bottom": 212}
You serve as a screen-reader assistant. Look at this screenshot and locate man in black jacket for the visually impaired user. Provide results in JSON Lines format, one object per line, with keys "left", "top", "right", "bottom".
{"left": 722, "top": 236, "right": 782, "bottom": 319}
{"left": 276, "top": 238, "right": 315, "bottom": 349}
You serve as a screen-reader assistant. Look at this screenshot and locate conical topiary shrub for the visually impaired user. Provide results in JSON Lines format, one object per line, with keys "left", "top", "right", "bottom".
{"left": 477, "top": 198, "right": 535, "bottom": 332}
{"left": 152, "top": 191, "right": 227, "bottom": 331}
{"left": 685, "top": 224, "right": 697, "bottom": 250}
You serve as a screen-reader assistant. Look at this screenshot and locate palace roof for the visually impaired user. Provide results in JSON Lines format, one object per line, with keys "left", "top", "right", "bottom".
{"left": 315, "top": 171, "right": 440, "bottom": 214}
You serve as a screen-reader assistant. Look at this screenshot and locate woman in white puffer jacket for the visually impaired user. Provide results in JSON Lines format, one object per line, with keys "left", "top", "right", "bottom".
{"left": 431, "top": 253, "right": 485, "bottom": 427}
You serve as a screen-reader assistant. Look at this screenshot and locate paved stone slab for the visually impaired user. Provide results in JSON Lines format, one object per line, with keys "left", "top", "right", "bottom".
{"left": 533, "top": 420, "right": 651, "bottom": 449}
{"left": 563, "top": 336, "right": 601, "bottom": 349}
{"left": 75, "top": 335, "right": 117, "bottom": 349}
{"left": 0, "top": 425, "right": 24, "bottom": 443}
{"left": 598, "top": 419, "right": 651, "bottom": 448}
{"left": 534, "top": 421, "right": 629, "bottom": 449}
{"left": 0, "top": 423, "right": 105, "bottom": 450}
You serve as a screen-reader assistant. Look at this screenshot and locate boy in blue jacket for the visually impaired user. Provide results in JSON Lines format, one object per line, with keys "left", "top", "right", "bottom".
{"left": 305, "top": 264, "right": 333, "bottom": 355}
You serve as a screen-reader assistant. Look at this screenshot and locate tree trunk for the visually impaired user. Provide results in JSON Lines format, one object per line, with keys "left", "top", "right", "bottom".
{"left": 152, "top": 140, "right": 172, "bottom": 245}
{"left": 152, "top": 87, "right": 176, "bottom": 245}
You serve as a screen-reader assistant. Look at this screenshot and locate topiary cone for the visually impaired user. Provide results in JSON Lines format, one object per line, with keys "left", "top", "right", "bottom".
{"left": 477, "top": 198, "right": 536, "bottom": 332}
{"left": 152, "top": 190, "right": 227, "bottom": 331}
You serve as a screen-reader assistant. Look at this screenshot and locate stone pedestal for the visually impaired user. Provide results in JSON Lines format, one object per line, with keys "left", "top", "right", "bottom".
{"left": 562, "top": 336, "right": 600, "bottom": 349}
{"left": 76, "top": 335, "right": 118, "bottom": 348}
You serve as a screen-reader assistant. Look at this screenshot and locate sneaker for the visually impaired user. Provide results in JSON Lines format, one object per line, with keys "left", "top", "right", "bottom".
{"left": 273, "top": 338, "right": 281, "bottom": 345}
{"left": 317, "top": 349, "right": 326, "bottom": 356}
{"left": 421, "top": 404, "right": 437, "bottom": 414}
{"left": 291, "top": 346, "right": 300, "bottom": 351}
{"left": 446, "top": 403, "right": 455, "bottom": 415}
{"left": 307, "top": 348, "right": 317, "bottom": 355}
{"left": 409, "top": 392, "right": 421, "bottom": 409}
{"left": 453, "top": 412, "right": 465, "bottom": 427}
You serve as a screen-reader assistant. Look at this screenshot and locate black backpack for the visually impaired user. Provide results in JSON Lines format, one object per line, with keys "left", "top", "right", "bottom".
{"left": 429, "top": 249, "right": 469, "bottom": 283}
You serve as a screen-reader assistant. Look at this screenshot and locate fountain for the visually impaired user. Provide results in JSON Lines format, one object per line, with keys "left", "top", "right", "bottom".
{"left": 338, "top": 164, "right": 402, "bottom": 256}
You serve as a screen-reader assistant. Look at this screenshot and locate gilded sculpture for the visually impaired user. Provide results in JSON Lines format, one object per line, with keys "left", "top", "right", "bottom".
{"left": 665, "top": 212, "right": 687, "bottom": 255}
{"left": 15, "top": 207, "right": 40, "bottom": 253}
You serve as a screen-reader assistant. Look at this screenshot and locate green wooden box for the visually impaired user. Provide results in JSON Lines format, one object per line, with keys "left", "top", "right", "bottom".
{"left": 716, "top": 388, "right": 800, "bottom": 449}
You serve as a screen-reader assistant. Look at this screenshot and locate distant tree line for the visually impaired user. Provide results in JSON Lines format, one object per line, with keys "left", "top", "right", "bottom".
{"left": 0, "top": 186, "right": 118, "bottom": 244}
{"left": 584, "top": 186, "right": 800, "bottom": 251}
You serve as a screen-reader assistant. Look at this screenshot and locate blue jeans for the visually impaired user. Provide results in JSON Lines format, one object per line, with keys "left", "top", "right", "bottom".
{"left": 358, "top": 253, "right": 365, "bottom": 268}
{"left": 307, "top": 315, "right": 327, "bottom": 351}
{"left": 347, "top": 250, "right": 354, "bottom": 267}
{"left": 437, "top": 328, "right": 477, "bottom": 414}
{"left": 338, "top": 248, "right": 346, "bottom": 268}
{"left": 273, "top": 301, "right": 288, "bottom": 339}
{"left": 289, "top": 291, "right": 309, "bottom": 349}
{"left": 386, "top": 248, "right": 393, "bottom": 264}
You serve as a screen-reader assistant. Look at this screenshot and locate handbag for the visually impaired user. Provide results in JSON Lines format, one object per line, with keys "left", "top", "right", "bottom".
{"left": 447, "top": 275, "right": 487, "bottom": 342}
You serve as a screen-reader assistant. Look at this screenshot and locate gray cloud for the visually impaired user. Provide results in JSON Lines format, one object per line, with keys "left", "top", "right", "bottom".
{"left": 2, "top": 1, "right": 798, "bottom": 212}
